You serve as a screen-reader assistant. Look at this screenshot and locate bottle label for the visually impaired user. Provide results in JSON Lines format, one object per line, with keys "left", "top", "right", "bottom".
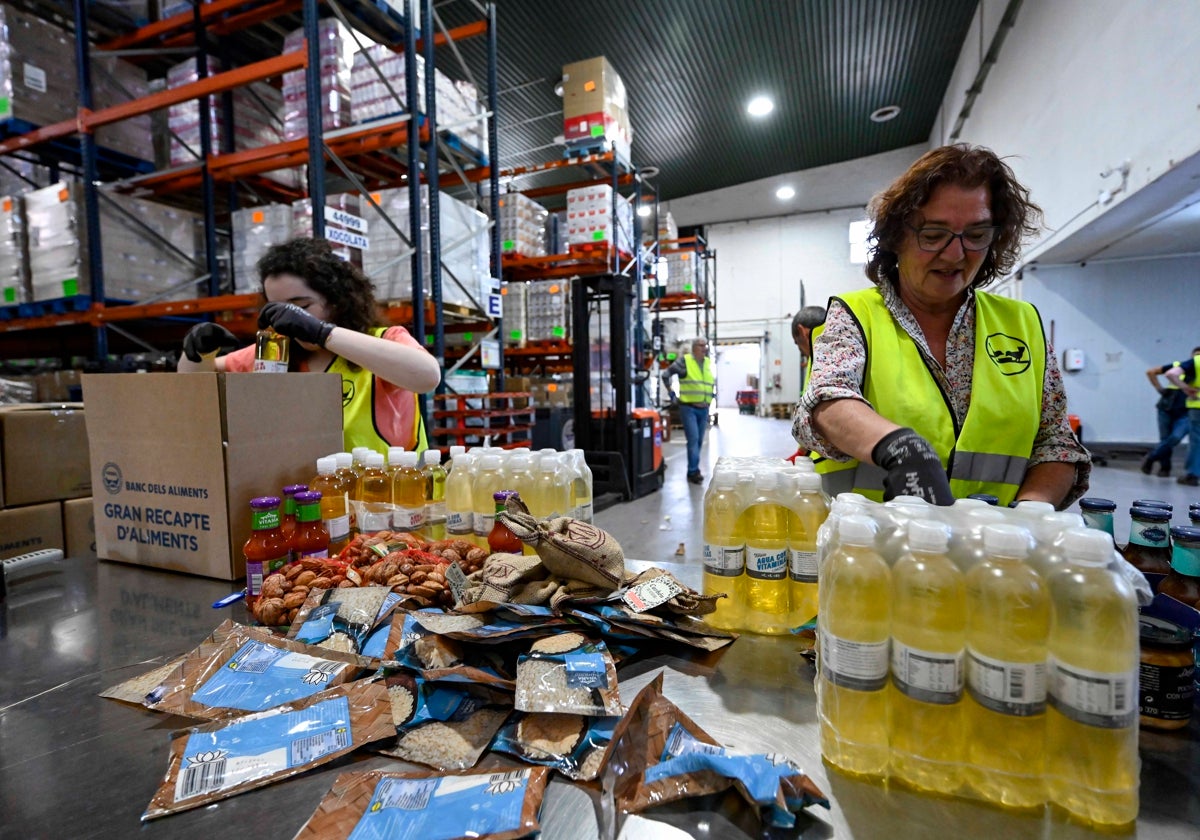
{"left": 245, "top": 560, "right": 264, "bottom": 597}
{"left": 1048, "top": 658, "right": 1137, "bottom": 728}
{"left": 892, "top": 641, "right": 963, "bottom": 704}
{"left": 251, "top": 508, "right": 281, "bottom": 531}
{"left": 966, "top": 648, "right": 1046, "bottom": 716}
{"left": 746, "top": 546, "right": 788, "bottom": 580}
{"left": 426, "top": 501, "right": 448, "bottom": 520}
{"left": 1171, "top": 542, "right": 1200, "bottom": 577}
{"left": 447, "top": 510, "right": 473, "bottom": 535}
{"left": 251, "top": 359, "right": 289, "bottom": 373}
{"left": 1130, "top": 519, "right": 1170, "bottom": 548}
{"left": 789, "top": 549, "right": 818, "bottom": 583}
{"left": 299, "top": 549, "right": 328, "bottom": 560}
{"left": 323, "top": 514, "right": 350, "bottom": 543}
{"left": 1138, "top": 660, "right": 1196, "bottom": 722}
{"left": 1081, "top": 510, "right": 1114, "bottom": 536}
{"left": 392, "top": 506, "right": 426, "bottom": 532}
{"left": 359, "top": 508, "right": 393, "bottom": 534}
{"left": 819, "top": 628, "right": 889, "bottom": 691}
{"left": 475, "top": 512, "right": 495, "bottom": 537}
{"left": 577, "top": 501, "right": 593, "bottom": 523}
{"left": 703, "top": 542, "right": 744, "bottom": 577}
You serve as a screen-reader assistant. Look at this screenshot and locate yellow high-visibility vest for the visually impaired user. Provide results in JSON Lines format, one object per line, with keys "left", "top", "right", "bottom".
{"left": 680, "top": 354, "right": 715, "bottom": 405}
{"left": 330, "top": 327, "right": 428, "bottom": 454}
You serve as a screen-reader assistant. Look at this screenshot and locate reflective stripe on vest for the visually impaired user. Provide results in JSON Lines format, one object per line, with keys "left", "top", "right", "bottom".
{"left": 1187, "top": 355, "right": 1200, "bottom": 409}
{"left": 680, "top": 354, "right": 715, "bottom": 404}
{"left": 814, "top": 288, "right": 1045, "bottom": 505}
{"left": 330, "top": 327, "right": 427, "bottom": 454}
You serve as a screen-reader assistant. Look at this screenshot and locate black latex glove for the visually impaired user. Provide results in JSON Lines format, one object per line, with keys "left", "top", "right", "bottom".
{"left": 182, "top": 322, "right": 240, "bottom": 363}
{"left": 258, "top": 302, "right": 335, "bottom": 348}
{"left": 871, "top": 427, "right": 954, "bottom": 505}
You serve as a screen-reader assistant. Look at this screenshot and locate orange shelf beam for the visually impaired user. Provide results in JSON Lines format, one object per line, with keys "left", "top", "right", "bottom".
{"left": 100, "top": 0, "right": 276, "bottom": 50}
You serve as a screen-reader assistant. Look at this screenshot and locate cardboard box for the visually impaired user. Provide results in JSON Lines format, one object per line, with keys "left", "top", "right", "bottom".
{"left": 561, "top": 56, "right": 631, "bottom": 147}
{"left": 1, "top": 403, "right": 91, "bottom": 508}
{"left": 0, "top": 502, "right": 63, "bottom": 561}
{"left": 83, "top": 373, "right": 344, "bottom": 580}
{"left": 63, "top": 496, "right": 96, "bottom": 559}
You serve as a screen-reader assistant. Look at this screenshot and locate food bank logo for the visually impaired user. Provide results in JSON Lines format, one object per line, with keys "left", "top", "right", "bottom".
{"left": 102, "top": 462, "right": 123, "bottom": 494}
{"left": 985, "top": 333, "right": 1031, "bottom": 376}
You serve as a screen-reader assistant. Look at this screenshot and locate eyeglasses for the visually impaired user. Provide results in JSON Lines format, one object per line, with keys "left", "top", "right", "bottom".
{"left": 907, "top": 223, "right": 999, "bottom": 252}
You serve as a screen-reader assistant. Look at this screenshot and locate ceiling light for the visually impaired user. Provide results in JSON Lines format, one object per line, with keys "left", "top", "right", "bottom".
{"left": 554, "top": 79, "right": 564, "bottom": 97}
{"left": 638, "top": 165, "right": 660, "bottom": 179}
{"left": 869, "top": 104, "right": 901, "bottom": 123}
{"left": 776, "top": 185, "right": 795, "bottom": 200}
{"left": 637, "top": 205, "right": 652, "bottom": 218}
{"left": 746, "top": 95, "right": 774, "bottom": 117}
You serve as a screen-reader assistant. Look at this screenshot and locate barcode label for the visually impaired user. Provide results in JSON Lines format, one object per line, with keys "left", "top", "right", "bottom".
{"left": 891, "top": 640, "right": 963, "bottom": 704}
{"left": 177, "top": 757, "right": 226, "bottom": 799}
{"left": 1048, "top": 658, "right": 1137, "bottom": 728}
{"left": 703, "top": 542, "right": 743, "bottom": 576}
{"left": 789, "top": 549, "right": 819, "bottom": 583}
{"left": 289, "top": 726, "right": 351, "bottom": 764}
{"left": 967, "top": 648, "right": 1046, "bottom": 716}
{"left": 375, "top": 777, "right": 439, "bottom": 810}
{"left": 820, "top": 628, "right": 889, "bottom": 691}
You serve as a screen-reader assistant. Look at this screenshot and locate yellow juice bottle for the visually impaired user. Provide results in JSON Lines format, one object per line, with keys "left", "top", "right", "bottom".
{"left": 741, "top": 471, "right": 791, "bottom": 635}
{"left": 702, "top": 469, "right": 745, "bottom": 631}
{"left": 964, "top": 523, "right": 1049, "bottom": 809}
{"left": 423, "top": 449, "right": 448, "bottom": 541}
{"left": 818, "top": 513, "right": 891, "bottom": 777}
{"left": 390, "top": 451, "right": 426, "bottom": 533}
{"left": 889, "top": 518, "right": 966, "bottom": 794}
{"left": 472, "top": 454, "right": 505, "bottom": 548}
{"left": 444, "top": 451, "right": 475, "bottom": 543}
{"left": 309, "top": 456, "right": 351, "bottom": 555}
{"left": 1045, "top": 528, "right": 1139, "bottom": 827}
{"left": 787, "top": 472, "right": 828, "bottom": 629}
{"left": 358, "top": 452, "right": 392, "bottom": 534}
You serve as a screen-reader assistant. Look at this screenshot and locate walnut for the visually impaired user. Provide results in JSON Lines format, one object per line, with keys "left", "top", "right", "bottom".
{"left": 256, "top": 597, "right": 288, "bottom": 626}
{"left": 261, "top": 574, "right": 288, "bottom": 600}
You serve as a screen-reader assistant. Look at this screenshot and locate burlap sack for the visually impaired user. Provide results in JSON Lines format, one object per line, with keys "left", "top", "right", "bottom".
{"left": 623, "top": 568, "right": 723, "bottom": 616}
{"left": 463, "top": 552, "right": 548, "bottom": 605}
{"left": 500, "top": 496, "right": 625, "bottom": 591}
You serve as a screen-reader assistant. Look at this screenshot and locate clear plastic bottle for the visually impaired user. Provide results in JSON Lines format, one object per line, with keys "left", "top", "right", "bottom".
{"left": 350, "top": 446, "right": 371, "bottom": 492}
{"left": 505, "top": 451, "right": 536, "bottom": 512}
{"left": 309, "top": 456, "right": 351, "bottom": 554}
{"left": 818, "top": 514, "right": 891, "bottom": 777}
{"left": 390, "top": 451, "right": 426, "bottom": 533}
{"left": 333, "top": 451, "right": 358, "bottom": 535}
{"left": 358, "top": 452, "right": 392, "bottom": 534}
{"left": 786, "top": 472, "right": 828, "bottom": 629}
{"left": 447, "top": 445, "right": 467, "bottom": 474}
{"left": 964, "top": 523, "right": 1049, "bottom": 809}
{"left": 1027, "top": 511, "right": 1086, "bottom": 576}
{"left": 570, "top": 449, "right": 594, "bottom": 523}
{"left": 385, "top": 446, "right": 406, "bottom": 490}
{"left": 702, "top": 469, "right": 745, "bottom": 631}
{"left": 444, "top": 451, "right": 475, "bottom": 543}
{"left": 533, "top": 453, "right": 570, "bottom": 520}
{"left": 890, "top": 518, "right": 966, "bottom": 794}
{"left": 472, "top": 454, "right": 505, "bottom": 546}
{"left": 423, "top": 449, "right": 448, "bottom": 541}
{"left": 948, "top": 506, "right": 1006, "bottom": 571}
{"left": 741, "top": 471, "right": 791, "bottom": 634}
{"left": 1043, "top": 527, "right": 1139, "bottom": 827}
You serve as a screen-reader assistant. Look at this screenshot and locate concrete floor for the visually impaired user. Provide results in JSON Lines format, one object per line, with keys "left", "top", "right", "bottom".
{"left": 595, "top": 409, "right": 1199, "bottom": 561}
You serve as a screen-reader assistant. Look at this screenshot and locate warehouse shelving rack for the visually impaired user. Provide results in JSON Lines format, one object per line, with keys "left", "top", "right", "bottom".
{"left": 646, "top": 234, "right": 717, "bottom": 409}
{"left": 0, "top": 0, "right": 502, "bottom": 429}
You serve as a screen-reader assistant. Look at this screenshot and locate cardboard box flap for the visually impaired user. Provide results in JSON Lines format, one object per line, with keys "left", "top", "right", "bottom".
{"left": 219, "top": 372, "right": 342, "bottom": 444}
{"left": 83, "top": 375, "right": 224, "bottom": 444}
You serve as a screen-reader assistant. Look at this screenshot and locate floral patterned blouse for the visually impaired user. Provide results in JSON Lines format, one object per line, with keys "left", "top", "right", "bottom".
{"left": 791, "top": 281, "right": 1091, "bottom": 507}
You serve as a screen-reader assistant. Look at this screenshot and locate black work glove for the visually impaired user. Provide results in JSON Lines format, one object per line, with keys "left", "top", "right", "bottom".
{"left": 258, "top": 302, "right": 335, "bottom": 348}
{"left": 182, "top": 322, "right": 240, "bottom": 363}
{"left": 871, "top": 427, "right": 954, "bottom": 505}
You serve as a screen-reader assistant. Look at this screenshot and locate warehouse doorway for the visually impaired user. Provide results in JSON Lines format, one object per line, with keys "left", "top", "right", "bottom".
{"left": 715, "top": 341, "right": 762, "bottom": 410}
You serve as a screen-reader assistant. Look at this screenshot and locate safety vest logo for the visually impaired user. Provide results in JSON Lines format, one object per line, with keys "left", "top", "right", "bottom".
{"left": 985, "top": 332, "right": 1031, "bottom": 376}
{"left": 342, "top": 377, "right": 356, "bottom": 406}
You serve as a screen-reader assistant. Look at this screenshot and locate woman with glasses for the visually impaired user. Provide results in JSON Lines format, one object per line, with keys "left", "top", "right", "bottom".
{"left": 792, "top": 144, "right": 1089, "bottom": 507}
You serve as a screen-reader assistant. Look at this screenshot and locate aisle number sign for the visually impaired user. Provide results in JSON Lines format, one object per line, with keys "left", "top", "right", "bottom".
{"left": 486, "top": 277, "right": 503, "bottom": 319}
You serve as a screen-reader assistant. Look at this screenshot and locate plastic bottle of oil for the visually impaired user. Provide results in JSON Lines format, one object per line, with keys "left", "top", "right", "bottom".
{"left": 786, "top": 471, "right": 827, "bottom": 629}
{"left": 472, "top": 454, "right": 505, "bottom": 547}
{"left": 358, "top": 452, "right": 392, "bottom": 534}
{"left": 570, "top": 449, "right": 594, "bottom": 523}
{"left": 1045, "top": 527, "right": 1139, "bottom": 827}
{"left": 422, "top": 449, "right": 448, "bottom": 540}
{"left": 890, "top": 518, "right": 967, "bottom": 794}
{"left": 964, "top": 523, "right": 1049, "bottom": 809}
{"left": 333, "top": 451, "right": 358, "bottom": 535}
{"left": 444, "top": 451, "right": 475, "bottom": 543}
{"left": 818, "top": 513, "right": 890, "bottom": 777}
{"left": 390, "top": 451, "right": 426, "bottom": 533}
{"left": 702, "top": 469, "right": 745, "bottom": 631}
{"left": 309, "top": 456, "right": 351, "bottom": 554}
{"left": 741, "top": 471, "right": 791, "bottom": 634}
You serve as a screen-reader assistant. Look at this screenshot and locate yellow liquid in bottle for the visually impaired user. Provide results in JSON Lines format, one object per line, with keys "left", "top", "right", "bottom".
{"left": 1045, "top": 563, "right": 1139, "bottom": 826}
{"left": 444, "top": 455, "right": 475, "bottom": 542}
{"left": 390, "top": 456, "right": 426, "bottom": 533}
{"left": 309, "top": 471, "right": 351, "bottom": 554}
{"left": 702, "top": 474, "right": 745, "bottom": 631}
{"left": 742, "top": 500, "right": 791, "bottom": 634}
{"left": 472, "top": 457, "right": 504, "bottom": 548}
{"left": 358, "top": 457, "right": 392, "bottom": 534}
{"left": 964, "top": 534, "right": 1050, "bottom": 809}
{"left": 787, "top": 479, "right": 827, "bottom": 629}
{"left": 818, "top": 522, "right": 891, "bottom": 777}
{"left": 889, "top": 539, "right": 967, "bottom": 794}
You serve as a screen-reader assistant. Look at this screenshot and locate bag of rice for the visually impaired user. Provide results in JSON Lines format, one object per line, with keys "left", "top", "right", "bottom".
{"left": 287, "top": 585, "right": 403, "bottom": 662}
{"left": 142, "top": 680, "right": 394, "bottom": 820}
{"left": 293, "top": 767, "right": 550, "bottom": 840}
{"left": 514, "top": 632, "right": 621, "bottom": 716}
{"left": 380, "top": 672, "right": 512, "bottom": 771}
{"left": 410, "top": 608, "right": 573, "bottom": 644}
{"left": 492, "top": 711, "right": 619, "bottom": 781}
{"left": 384, "top": 611, "right": 515, "bottom": 690}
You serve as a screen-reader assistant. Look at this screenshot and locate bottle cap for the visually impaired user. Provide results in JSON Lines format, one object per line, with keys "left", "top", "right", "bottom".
{"left": 838, "top": 514, "right": 876, "bottom": 546}
{"left": 756, "top": 471, "right": 779, "bottom": 491}
{"left": 250, "top": 496, "right": 282, "bottom": 509}
{"left": 387, "top": 447, "right": 406, "bottom": 466}
{"left": 449, "top": 445, "right": 466, "bottom": 458}
{"left": 797, "top": 473, "right": 822, "bottom": 493}
{"left": 316, "top": 456, "right": 336, "bottom": 475}
{"left": 1132, "top": 499, "right": 1172, "bottom": 512}
{"left": 981, "top": 523, "right": 1033, "bottom": 558}
{"left": 1060, "top": 527, "right": 1113, "bottom": 566}
{"left": 967, "top": 493, "right": 1000, "bottom": 505}
{"left": 294, "top": 490, "right": 323, "bottom": 505}
{"left": 479, "top": 454, "right": 502, "bottom": 470}
{"left": 283, "top": 484, "right": 308, "bottom": 496}
{"left": 540, "top": 454, "right": 560, "bottom": 470}
{"left": 1013, "top": 500, "right": 1055, "bottom": 515}
{"left": 1139, "top": 615, "right": 1194, "bottom": 649}
{"left": 835, "top": 492, "right": 871, "bottom": 505}
{"left": 334, "top": 452, "right": 353, "bottom": 468}
{"left": 907, "top": 519, "right": 950, "bottom": 552}
{"left": 890, "top": 494, "right": 929, "bottom": 506}
{"left": 1033, "top": 511, "right": 1085, "bottom": 541}
{"left": 366, "top": 452, "right": 385, "bottom": 469}
{"left": 1168, "top": 525, "right": 1200, "bottom": 543}
{"left": 352, "top": 446, "right": 371, "bottom": 461}
{"left": 713, "top": 470, "right": 737, "bottom": 489}
{"left": 493, "top": 490, "right": 517, "bottom": 503}
{"left": 399, "top": 451, "right": 420, "bottom": 467}
{"left": 1078, "top": 497, "right": 1117, "bottom": 512}
{"left": 1130, "top": 505, "right": 1171, "bottom": 523}
{"left": 953, "top": 497, "right": 988, "bottom": 510}
{"left": 423, "top": 449, "right": 442, "bottom": 465}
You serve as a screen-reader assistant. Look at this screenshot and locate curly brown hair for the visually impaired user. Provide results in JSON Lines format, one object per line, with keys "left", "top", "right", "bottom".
{"left": 257, "top": 237, "right": 381, "bottom": 334}
{"left": 865, "top": 144, "right": 1042, "bottom": 289}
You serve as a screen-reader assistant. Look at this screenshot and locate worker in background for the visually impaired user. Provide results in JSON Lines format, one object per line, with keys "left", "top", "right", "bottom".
{"left": 793, "top": 144, "right": 1090, "bottom": 507}
{"left": 1142, "top": 349, "right": 1196, "bottom": 477}
{"left": 663, "top": 336, "right": 715, "bottom": 485}
{"left": 1164, "top": 350, "right": 1200, "bottom": 486}
{"left": 787, "top": 306, "right": 826, "bottom": 463}
{"left": 176, "top": 237, "right": 442, "bottom": 452}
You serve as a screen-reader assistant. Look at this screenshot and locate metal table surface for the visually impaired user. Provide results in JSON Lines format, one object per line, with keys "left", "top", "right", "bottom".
{"left": 1, "top": 555, "right": 1197, "bottom": 840}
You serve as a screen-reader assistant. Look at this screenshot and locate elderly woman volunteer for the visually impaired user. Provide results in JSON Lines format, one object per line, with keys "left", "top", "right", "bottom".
{"left": 792, "top": 144, "right": 1089, "bottom": 507}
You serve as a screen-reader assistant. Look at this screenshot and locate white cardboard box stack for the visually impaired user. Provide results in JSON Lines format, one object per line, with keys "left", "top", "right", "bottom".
{"left": 496, "top": 192, "right": 548, "bottom": 257}
{"left": 565, "top": 184, "right": 633, "bottom": 252}
{"left": 281, "top": 19, "right": 354, "bottom": 142}
{"left": 231, "top": 204, "right": 293, "bottom": 293}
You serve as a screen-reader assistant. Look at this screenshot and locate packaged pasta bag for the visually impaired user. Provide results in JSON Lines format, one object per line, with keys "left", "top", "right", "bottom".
{"left": 514, "top": 632, "right": 621, "bottom": 716}
{"left": 603, "top": 675, "right": 827, "bottom": 828}
{"left": 287, "top": 585, "right": 405, "bottom": 663}
{"left": 293, "top": 767, "right": 550, "bottom": 840}
{"left": 492, "top": 711, "right": 620, "bottom": 781}
{"left": 383, "top": 610, "right": 516, "bottom": 690}
{"left": 142, "top": 680, "right": 394, "bottom": 820}
{"left": 143, "top": 623, "right": 365, "bottom": 720}
{"left": 380, "top": 672, "right": 512, "bottom": 771}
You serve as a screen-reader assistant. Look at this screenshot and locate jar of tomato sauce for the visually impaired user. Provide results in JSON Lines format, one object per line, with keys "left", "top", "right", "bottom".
{"left": 293, "top": 490, "right": 332, "bottom": 560}
{"left": 245, "top": 496, "right": 288, "bottom": 606}
{"left": 488, "top": 491, "right": 524, "bottom": 554}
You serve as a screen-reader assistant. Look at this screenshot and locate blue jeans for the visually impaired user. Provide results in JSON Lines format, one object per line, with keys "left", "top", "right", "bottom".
{"left": 1187, "top": 409, "right": 1200, "bottom": 478}
{"left": 1145, "top": 412, "right": 1188, "bottom": 469}
{"left": 680, "top": 403, "right": 709, "bottom": 476}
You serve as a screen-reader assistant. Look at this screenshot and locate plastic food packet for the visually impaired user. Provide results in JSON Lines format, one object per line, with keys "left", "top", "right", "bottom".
{"left": 492, "top": 711, "right": 620, "bottom": 781}
{"left": 573, "top": 605, "right": 737, "bottom": 652}
{"left": 383, "top": 611, "right": 516, "bottom": 689}
{"left": 100, "top": 655, "right": 187, "bottom": 705}
{"left": 293, "top": 767, "right": 550, "bottom": 840}
{"left": 287, "top": 585, "right": 405, "bottom": 661}
{"left": 380, "top": 672, "right": 513, "bottom": 771}
{"left": 142, "top": 680, "right": 394, "bottom": 820}
{"left": 143, "top": 623, "right": 365, "bottom": 720}
{"left": 410, "top": 607, "right": 574, "bottom": 644}
{"left": 602, "top": 675, "right": 827, "bottom": 827}
{"left": 515, "top": 632, "right": 621, "bottom": 716}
